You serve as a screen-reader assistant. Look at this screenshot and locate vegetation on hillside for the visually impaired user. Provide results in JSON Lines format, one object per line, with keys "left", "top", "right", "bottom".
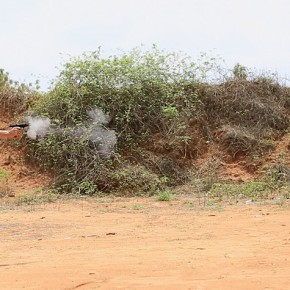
{"left": 0, "top": 69, "right": 39, "bottom": 117}
{"left": 1, "top": 46, "right": 290, "bottom": 196}
{"left": 27, "top": 47, "right": 206, "bottom": 194}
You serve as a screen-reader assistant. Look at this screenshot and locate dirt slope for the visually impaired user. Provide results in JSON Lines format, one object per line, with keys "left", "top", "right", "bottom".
{"left": 0, "top": 119, "right": 50, "bottom": 196}
{"left": 224, "top": 134, "right": 290, "bottom": 181}
{"left": 1, "top": 130, "right": 289, "bottom": 197}
{"left": 0, "top": 142, "right": 50, "bottom": 196}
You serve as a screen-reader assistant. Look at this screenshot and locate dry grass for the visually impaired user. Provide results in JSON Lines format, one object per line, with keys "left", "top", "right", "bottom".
{"left": 0, "top": 89, "right": 35, "bottom": 117}
{"left": 197, "top": 78, "right": 290, "bottom": 157}
{"left": 200, "top": 79, "right": 290, "bottom": 134}
{"left": 218, "top": 125, "right": 275, "bottom": 157}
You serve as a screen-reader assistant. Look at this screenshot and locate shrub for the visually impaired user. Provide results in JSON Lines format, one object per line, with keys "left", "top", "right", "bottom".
{"left": 201, "top": 78, "right": 290, "bottom": 135}
{"left": 0, "top": 68, "right": 38, "bottom": 117}
{"left": 199, "top": 77, "right": 290, "bottom": 159}
{"left": 26, "top": 129, "right": 115, "bottom": 193}
{"left": 109, "top": 164, "right": 167, "bottom": 196}
{"left": 233, "top": 63, "right": 248, "bottom": 80}
{"left": 33, "top": 46, "right": 201, "bottom": 147}
{"left": 25, "top": 128, "right": 167, "bottom": 195}
{"left": 156, "top": 189, "right": 174, "bottom": 201}
{"left": 28, "top": 46, "right": 208, "bottom": 194}
{"left": 219, "top": 125, "right": 275, "bottom": 157}
{"left": 209, "top": 181, "right": 272, "bottom": 200}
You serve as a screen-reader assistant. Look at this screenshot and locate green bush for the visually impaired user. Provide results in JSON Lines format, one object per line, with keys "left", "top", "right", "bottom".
{"left": 26, "top": 129, "right": 115, "bottom": 193}
{"left": 33, "top": 46, "right": 200, "bottom": 147}
{"left": 209, "top": 181, "right": 272, "bottom": 199}
{"left": 26, "top": 127, "right": 167, "bottom": 195}
{"left": 28, "top": 46, "right": 208, "bottom": 194}
{"left": 233, "top": 63, "right": 248, "bottom": 80}
{"left": 109, "top": 164, "right": 167, "bottom": 196}
{"left": 156, "top": 189, "right": 174, "bottom": 201}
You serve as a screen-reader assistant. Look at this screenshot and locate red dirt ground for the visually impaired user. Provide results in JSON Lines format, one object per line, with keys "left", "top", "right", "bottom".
{"left": 0, "top": 198, "right": 289, "bottom": 289}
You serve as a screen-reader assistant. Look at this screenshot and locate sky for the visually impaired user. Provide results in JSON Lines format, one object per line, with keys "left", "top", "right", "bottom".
{"left": 1, "top": 0, "right": 290, "bottom": 90}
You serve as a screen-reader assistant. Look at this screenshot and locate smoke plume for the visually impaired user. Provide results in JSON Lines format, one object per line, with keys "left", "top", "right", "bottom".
{"left": 87, "top": 107, "right": 111, "bottom": 125}
{"left": 85, "top": 108, "right": 117, "bottom": 158}
{"left": 27, "top": 117, "right": 51, "bottom": 139}
{"left": 26, "top": 107, "right": 117, "bottom": 158}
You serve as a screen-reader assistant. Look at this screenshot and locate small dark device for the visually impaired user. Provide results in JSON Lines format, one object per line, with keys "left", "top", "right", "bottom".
{"left": 9, "top": 123, "right": 29, "bottom": 128}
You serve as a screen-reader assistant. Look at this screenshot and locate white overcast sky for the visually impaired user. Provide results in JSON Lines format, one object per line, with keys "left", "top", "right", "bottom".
{"left": 1, "top": 0, "right": 290, "bottom": 90}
